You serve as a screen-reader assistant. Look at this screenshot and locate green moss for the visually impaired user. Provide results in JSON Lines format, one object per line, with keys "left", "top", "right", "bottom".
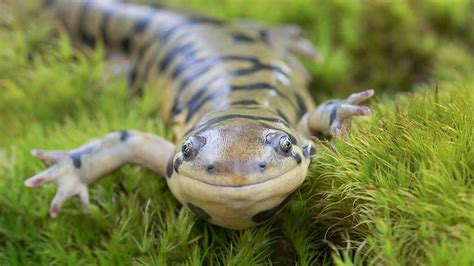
{"left": 0, "top": 0, "right": 473, "bottom": 265}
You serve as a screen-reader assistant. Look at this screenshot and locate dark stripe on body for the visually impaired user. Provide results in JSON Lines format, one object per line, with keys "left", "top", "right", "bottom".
{"left": 172, "top": 55, "right": 288, "bottom": 81}
{"left": 230, "top": 100, "right": 259, "bottom": 106}
{"left": 132, "top": 39, "right": 160, "bottom": 93}
{"left": 184, "top": 83, "right": 287, "bottom": 122}
{"left": 276, "top": 109, "right": 290, "bottom": 123}
{"left": 231, "top": 32, "right": 257, "bottom": 43}
{"left": 329, "top": 104, "right": 339, "bottom": 125}
{"left": 130, "top": 19, "right": 170, "bottom": 92}
{"left": 69, "top": 146, "right": 94, "bottom": 169}
{"left": 99, "top": 8, "right": 113, "bottom": 46}
{"left": 259, "top": 30, "right": 270, "bottom": 44}
{"left": 136, "top": 36, "right": 158, "bottom": 68}
{"left": 184, "top": 85, "right": 230, "bottom": 122}
{"left": 128, "top": 67, "right": 139, "bottom": 91}
{"left": 295, "top": 93, "right": 308, "bottom": 119}
{"left": 134, "top": 10, "right": 156, "bottom": 33}
{"left": 120, "top": 130, "right": 130, "bottom": 141}
{"left": 72, "top": 157, "right": 82, "bottom": 169}
{"left": 78, "top": 1, "right": 96, "bottom": 48}
{"left": 252, "top": 191, "right": 295, "bottom": 223}
{"left": 166, "top": 156, "right": 174, "bottom": 178}
{"left": 159, "top": 43, "right": 197, "bottom": 73}
{"left": 120, "top": 37, "right": 132, "bottom": 53}
{"left": 229, "top": 64, "right": 281, "bottom": 76}
{"left": 120, "top": 9, "right": 161, "bottom": 53}
{"left": 150, "top": 3, "right": 165, "bottom": 9}
{"left": 230, "top": 106, "right": 266, "bottom": 111}
{"left": 188, "top": 113, "right": 291, "bottom": 136}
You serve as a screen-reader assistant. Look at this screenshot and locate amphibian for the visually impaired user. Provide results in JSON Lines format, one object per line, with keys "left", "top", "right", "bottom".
{"left": 25, "top": 0, "right": 374, "bottom": 230}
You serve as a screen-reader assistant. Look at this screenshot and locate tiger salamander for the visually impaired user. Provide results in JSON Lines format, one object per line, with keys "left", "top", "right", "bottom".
{"left": 25, "top": 0, "right": 374, "bottom": 230}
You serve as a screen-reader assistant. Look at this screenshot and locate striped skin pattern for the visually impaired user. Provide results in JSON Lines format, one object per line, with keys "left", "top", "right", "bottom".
{"left": 25, "top": 0, "right": 373, "bottom": 229}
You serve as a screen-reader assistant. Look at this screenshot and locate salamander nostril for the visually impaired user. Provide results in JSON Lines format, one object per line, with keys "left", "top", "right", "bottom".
{"left": 207, "top": 164, "right": 216, "bottom": 174}
{"left": 258, "top": 161, "right": 267, "bottom": 171}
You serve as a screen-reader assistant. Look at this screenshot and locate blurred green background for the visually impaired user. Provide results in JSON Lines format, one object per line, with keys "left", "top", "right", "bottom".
{"left": 0, "top": 0, "right": 473, "bottom": 265}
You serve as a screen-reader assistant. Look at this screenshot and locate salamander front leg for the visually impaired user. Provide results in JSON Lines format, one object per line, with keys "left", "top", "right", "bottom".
{"left": 298, "top": 89, "right": 375, "bottom": 139}
{"left": 24, "top": 130, "right": 175, "bottom": 218}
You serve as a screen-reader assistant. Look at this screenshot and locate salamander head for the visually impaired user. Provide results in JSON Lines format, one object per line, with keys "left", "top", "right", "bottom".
{"left": 166, "top": 118, "right": 314, "bottom": 229}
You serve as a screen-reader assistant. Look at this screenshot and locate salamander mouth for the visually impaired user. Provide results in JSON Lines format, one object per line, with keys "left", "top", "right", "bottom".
{"left": 178, "top": 167, "right": 298, "bottom": 188}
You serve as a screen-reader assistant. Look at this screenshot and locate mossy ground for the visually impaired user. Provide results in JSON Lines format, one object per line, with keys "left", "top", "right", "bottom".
{"left": 1, "top": 0, "right": 473, "bottom": 265}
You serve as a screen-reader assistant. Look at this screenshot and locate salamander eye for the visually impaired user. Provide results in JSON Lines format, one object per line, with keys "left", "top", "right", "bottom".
{"left": 279, "top": 136, "right": 292, "bottom": 153}
{"left": 181, "top": 136, "right": 206, "bottom": 160}
{"left": 182, "top": 139, "right": 193, "bottom": 158}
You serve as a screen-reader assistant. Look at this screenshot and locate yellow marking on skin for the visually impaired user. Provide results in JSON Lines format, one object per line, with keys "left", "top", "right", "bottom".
{"left": 231, "top": 176, "right": 249, "bottom": 186}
